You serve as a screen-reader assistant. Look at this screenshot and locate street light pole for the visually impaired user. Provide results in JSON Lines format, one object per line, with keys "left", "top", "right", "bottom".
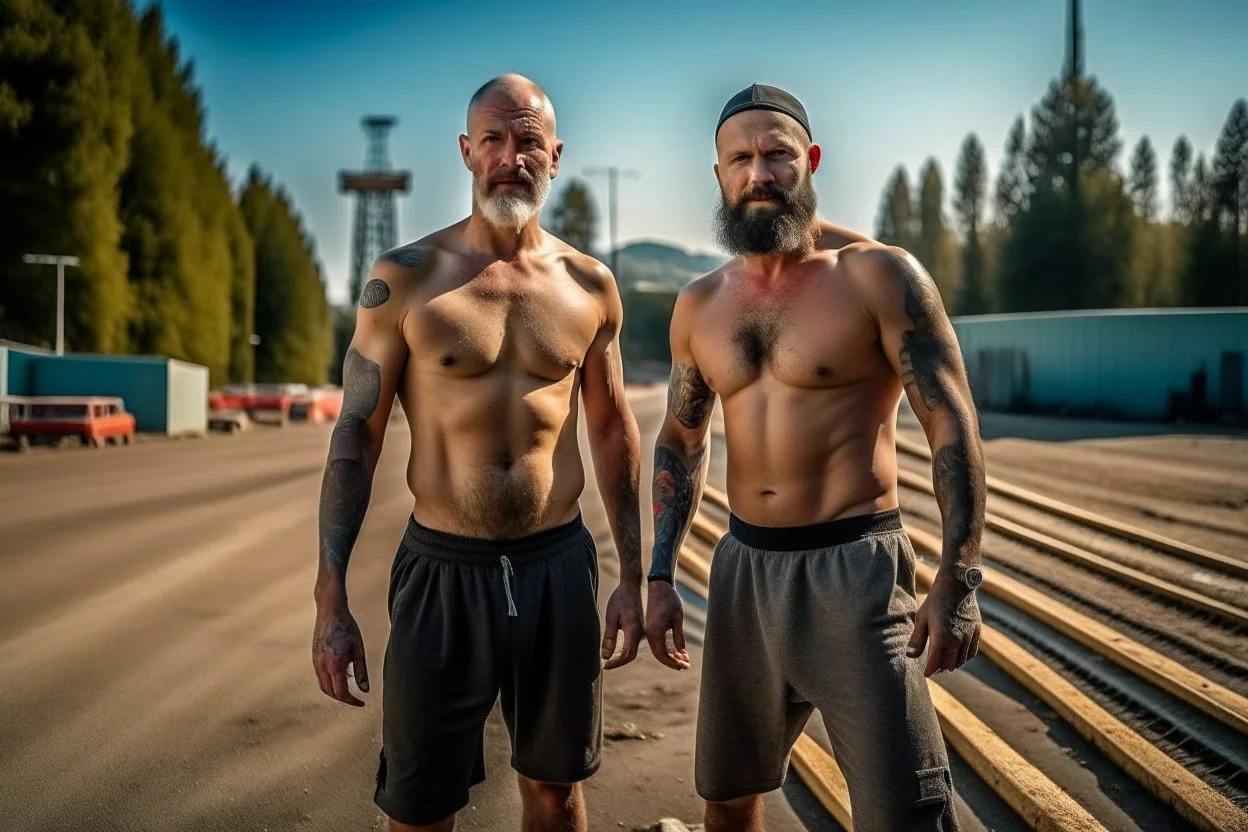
{"left": 22, "top": 254, "right": 79, "bottom": 356}
{"left": 585, "top": 167, "right": 640, "bottom": 278}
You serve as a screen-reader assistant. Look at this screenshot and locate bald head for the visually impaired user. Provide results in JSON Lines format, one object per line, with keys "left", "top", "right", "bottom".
{"left": 467, "top": 73, "right": 556, "bottom": 134}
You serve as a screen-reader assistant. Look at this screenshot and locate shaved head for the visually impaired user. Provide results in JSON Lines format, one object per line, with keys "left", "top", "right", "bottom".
{"left": 460, "top": 73, "right": 562, "bottom": 232}
{"left": 467, "top": 73, "right": 556, "bottom": 134}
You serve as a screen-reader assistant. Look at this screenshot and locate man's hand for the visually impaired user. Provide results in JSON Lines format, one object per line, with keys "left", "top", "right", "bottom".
{"left": 645, "top": 580, "right": 690, "bottom": 670}
{"left": 907, "top": 572, "right": 982, "bottom": 677}
{"left": 601, "top": 582, "right": 644, "bottom": 669}
{"left": 312, "top": 605, "right": 370, "bottom": 707}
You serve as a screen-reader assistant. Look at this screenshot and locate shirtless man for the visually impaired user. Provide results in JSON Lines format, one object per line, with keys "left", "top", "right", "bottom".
{"left": 645, "top": 83, "right": 986, "bottom": 832}
{"left": 311, "top": 74, "right": 644, "bottom": 832}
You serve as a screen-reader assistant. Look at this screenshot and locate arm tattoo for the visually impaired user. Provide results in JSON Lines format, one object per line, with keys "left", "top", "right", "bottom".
{"left": 386, "top": 249, "right": 423, "bottom": 268}
{"left": 668, "top": 362, "right": 715, "bottom": 429}
{"left": 893, "top": 255, "right": 986, "bottom": 566}
{"left": 649, "top": 444, "right": 705, "bottom": 582}
{"left": 359, "top": 279, "right": 389, "bottom": 308}
{"left": 318, "top": 348, "right": 382, "bottom": 589}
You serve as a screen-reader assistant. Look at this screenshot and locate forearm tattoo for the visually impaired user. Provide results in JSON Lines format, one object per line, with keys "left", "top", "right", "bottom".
{"left": 894, "top": 256, "right": 986, "bottom": 565}
{"left": 318, "top": 348, "right": 382, "bottom": 589}
{"left": 649, "top": 445, "right": 706, "bottom": 582}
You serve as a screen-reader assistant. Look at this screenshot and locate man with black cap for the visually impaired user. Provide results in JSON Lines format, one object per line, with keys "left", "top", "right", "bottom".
{"left": 644, "top": 83, "right": 986, "bottom": 831}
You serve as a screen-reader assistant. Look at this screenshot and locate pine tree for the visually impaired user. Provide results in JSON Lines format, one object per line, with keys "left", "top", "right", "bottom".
{"left": 1170, "top": 136, "right": 1193, "bottom": 223}
{"left": 0, "top": 0, "right": 137, "bottom": 351}
{"left": 547, "top": 179, "right": 599, "bottom": 255}
{"left": 1128, "top": 136, "right": 1158, "bottom": 222}
{"left": 953, "top": 134, "right": 990, "bottom": 314}
{"left": 240, "top": 167, "right": 331, "bottom": 386}
{"left": 914, "top": 158, "right": 958, "bottom": 305}
{"left": 1212, "top": 99, "right": 1248, "bottom": 302}
{"left": 992, "top": 116, "right": 1029, "bottom": 227}
{"left": 874, "top": 166, "right": 914, "bottom": 249}
{"left": 998, "top": 73, "right": 1131, "bottom": 311}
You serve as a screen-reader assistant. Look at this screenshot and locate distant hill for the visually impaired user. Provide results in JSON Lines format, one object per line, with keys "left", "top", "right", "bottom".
{"left": 613, "top": 240, "right": 728, "bottom": 290}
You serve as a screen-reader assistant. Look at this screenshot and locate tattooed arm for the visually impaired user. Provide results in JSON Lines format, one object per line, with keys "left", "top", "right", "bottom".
{"left": 312, "top": 251, "right": 418, "bottom": 707}
{"left": 855, "top": 244, "right": 986, "bottom": 677}
{"left": 579, "top": 260, "right": 644, "bottom": 670}
{"left": 645, "top": 285, "right": 717, "bottom": 670}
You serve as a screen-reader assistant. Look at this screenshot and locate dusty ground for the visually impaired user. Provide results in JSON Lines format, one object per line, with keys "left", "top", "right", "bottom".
{"left": 0, "top": 387, "right": 804, "bottom": 832}
{"left": 1, "top": 389, "right": 1238, "bottom": 832}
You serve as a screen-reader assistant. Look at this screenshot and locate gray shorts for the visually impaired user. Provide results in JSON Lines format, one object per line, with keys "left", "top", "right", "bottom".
{"left": 695, "top": 508, "right": 960, "bottom": 832}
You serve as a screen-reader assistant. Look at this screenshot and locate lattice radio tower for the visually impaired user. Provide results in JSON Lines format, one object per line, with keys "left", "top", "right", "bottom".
{"left": 339, "top": 116, "right": 411, "bottom": 305}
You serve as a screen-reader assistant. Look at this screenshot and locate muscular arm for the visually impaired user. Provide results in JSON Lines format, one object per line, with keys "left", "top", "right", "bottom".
{"left": 314, "top": 260, "right": 412, "bottom": 608}
{"left": 649, "top": 289, "right": 717, "bottom": 584}
{"left": 580, "top": 268, "right": 643, "bottom": 586}
{"left": 866, "top": 245, "right": 986, "bottom": 576}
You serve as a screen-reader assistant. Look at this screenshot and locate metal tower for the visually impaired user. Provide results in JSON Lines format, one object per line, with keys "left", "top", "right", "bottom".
{"left": 339, "top": 116, "right": 411, "bottom": 305}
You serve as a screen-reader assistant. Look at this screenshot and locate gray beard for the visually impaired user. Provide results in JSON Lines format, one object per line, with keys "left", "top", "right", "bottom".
{"left": 474, "top": 172, "right": 551, "bottom": 231}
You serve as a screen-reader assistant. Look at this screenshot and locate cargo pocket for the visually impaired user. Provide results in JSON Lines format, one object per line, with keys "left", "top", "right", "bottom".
{"left": 913, "top": 766, "right": 957, "bottom": 831}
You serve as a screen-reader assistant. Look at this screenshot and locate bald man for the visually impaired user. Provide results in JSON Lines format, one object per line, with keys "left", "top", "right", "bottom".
{"left": 644, "top": 84, "right": 985, "bottom": 831}
{"left": 310, "top": 74, "right": 644, "bottom": 832}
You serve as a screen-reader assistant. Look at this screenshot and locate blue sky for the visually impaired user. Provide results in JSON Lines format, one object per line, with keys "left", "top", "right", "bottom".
{"left": 146, "top": 0, "right": 1247, "bottom": 304}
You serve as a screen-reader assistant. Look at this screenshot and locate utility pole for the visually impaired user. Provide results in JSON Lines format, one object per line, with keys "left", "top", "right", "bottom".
{"left": 585, "top": 166, "right": 640, "bottom": 278}
{"left": 22, "top": 254, "right": 79, "bottom": 355}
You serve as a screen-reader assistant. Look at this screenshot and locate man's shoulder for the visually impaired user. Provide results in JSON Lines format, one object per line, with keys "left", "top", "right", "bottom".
{"left": 678, "top": 263, "right": 731, "bottom": 303}
{"left": 556, "top": 243, "right": 616, "bottom": 297}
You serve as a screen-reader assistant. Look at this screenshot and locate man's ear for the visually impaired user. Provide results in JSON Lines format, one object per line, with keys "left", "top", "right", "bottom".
{"left": 458, "top": 134, "right": 472, "bottom": 170}
{"left": 549, "top": 138, "right": 565, "bottom": 179}
{"left": 809, "top": 144, "right": 822, "bottom": 174}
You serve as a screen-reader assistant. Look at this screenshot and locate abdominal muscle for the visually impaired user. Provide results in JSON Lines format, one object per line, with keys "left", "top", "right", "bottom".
{"left": 402, "top": 374, "right": 586, "bottom": 540}
{"left": 721, "top": 377, "right": 903, "bottom": 527}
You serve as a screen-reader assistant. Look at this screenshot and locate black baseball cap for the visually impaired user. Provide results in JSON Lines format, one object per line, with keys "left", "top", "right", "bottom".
{"left": 715, "top": 83, "right": 812, "bottom": 141}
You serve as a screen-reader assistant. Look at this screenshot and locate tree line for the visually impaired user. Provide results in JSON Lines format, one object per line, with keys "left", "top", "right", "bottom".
{"left": 875, "top": 70, "right": 1247, "bottom": 315}
{"left": 0, "top": 0, "right": 330, "bottom": 385}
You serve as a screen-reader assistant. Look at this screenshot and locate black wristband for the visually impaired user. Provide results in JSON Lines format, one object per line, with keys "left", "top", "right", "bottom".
{"left": 647, "top": 574, "right": 674, "bottom": 584}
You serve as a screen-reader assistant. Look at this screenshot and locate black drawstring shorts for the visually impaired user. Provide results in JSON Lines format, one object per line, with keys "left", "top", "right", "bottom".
{"left": 374, "top": 513, "right": 603, "bottom": 827}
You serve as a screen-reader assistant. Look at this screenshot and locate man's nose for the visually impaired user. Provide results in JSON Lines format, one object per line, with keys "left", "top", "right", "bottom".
{"left": 747, "top": 155, "right": 776, "bottom": 187}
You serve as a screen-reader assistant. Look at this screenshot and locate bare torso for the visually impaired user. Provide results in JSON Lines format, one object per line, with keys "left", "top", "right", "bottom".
{"left": 391, "top": 224, "right": 606, "bottom": 539}
{"left": 688, "top": 229, "right": 901, "bottom": 527}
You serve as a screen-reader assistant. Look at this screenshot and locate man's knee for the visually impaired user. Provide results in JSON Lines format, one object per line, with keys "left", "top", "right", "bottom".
{"left": 387, "top": 816, "right": 454, "bottom": 832}
{"left": 517, "top": 774, "right": 580, "bottom": 816}
{"left": 704, "top": 794, "right": 764, "bottom": 831}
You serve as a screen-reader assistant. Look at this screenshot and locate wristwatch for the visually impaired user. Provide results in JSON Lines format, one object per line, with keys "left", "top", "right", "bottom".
{"left": 951, "top": 563, "right": 984, "bottom": 591}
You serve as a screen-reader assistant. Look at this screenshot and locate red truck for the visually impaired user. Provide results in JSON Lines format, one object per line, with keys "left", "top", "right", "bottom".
{"left": 9, "top": 396, "right": 137, "bottom": 450}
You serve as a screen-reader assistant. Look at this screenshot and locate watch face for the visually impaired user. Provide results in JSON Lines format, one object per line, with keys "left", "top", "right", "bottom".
{"left": 964, "top": 567, "right": 984, "bottom": 589}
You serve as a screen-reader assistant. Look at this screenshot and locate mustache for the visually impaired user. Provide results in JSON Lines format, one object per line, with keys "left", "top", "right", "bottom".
{"left": 488, "top": 169, "right": 535, "bottom": 190}
{"left": 738, "top": 183, "right": 786, "bottom": 203}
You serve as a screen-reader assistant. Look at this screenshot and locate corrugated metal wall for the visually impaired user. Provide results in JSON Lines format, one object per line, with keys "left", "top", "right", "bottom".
{"left": 952, "top": 308, "right": 1248, "bottom": 420}
{"left": 0, "top": 350, "right": 211, "bottom": 435}
{"left": 31, "top": 355, "right": 171, "bottom": 432}
{"left": 166, "top": 360, "right": 208, "bottom": 436}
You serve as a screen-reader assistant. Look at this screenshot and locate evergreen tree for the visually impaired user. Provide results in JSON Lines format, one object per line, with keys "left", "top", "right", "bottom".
{"left": 1169, "top": 136, "right": 1193, "bottom": 223}
{"left": 998, "top": 73, "right": 1131, "bottom": 311}
{"left": 1128, "top": 136, "right": 1158, "bottom": 222}
{"left": 914, "top": 158, "right": 958, "bottom": 305}
{"left": 547, "top": 179, "right": 599, "bottom": 255}
{"left": 1212, "top": 99, "right": 1248, "bottom": 302}
{"left": 240, "top": 167, "right": 331, "bottom": 386}
{"left": 992, "top": 116, "right": 1029, "bottom": 227}
{"left": 874, "top": 166, "right": 914, "bottom": 249}
{"left": 953, "top": 134, "right": 990, "bottom": 314}
{"left": 0, "top": 0, "right": 137, "bottom": 351}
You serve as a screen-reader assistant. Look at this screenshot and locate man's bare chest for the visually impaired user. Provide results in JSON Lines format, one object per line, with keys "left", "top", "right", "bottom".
{"left": 409, "top": 274, "right": 599, "bottom": 382}
{"left": 690, "top": 289, "right": 880, "bottom": 395}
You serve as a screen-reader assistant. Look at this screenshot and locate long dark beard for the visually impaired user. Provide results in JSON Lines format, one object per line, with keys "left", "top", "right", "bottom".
{"left": 713, "top": 174, "right": 818, "bottom": 255}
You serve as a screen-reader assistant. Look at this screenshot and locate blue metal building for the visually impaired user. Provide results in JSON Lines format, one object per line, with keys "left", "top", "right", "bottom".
{"left": 952, "top": 308, "right": 1247, "bottom": 422}
{"left": 1, "top": 344, "right": 208, "bottom": 436}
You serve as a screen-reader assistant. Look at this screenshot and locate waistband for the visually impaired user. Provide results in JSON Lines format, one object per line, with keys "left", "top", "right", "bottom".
{"left": 400, "top": 512, "right": 587, "bottom": 566}
{"left": 728, "top": 507, "right": 903, "bottom": 552}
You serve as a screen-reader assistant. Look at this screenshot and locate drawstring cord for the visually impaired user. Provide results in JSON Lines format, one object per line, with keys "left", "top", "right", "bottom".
{"left": 500, "top": 556, "right": 518, "bottom": 617}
